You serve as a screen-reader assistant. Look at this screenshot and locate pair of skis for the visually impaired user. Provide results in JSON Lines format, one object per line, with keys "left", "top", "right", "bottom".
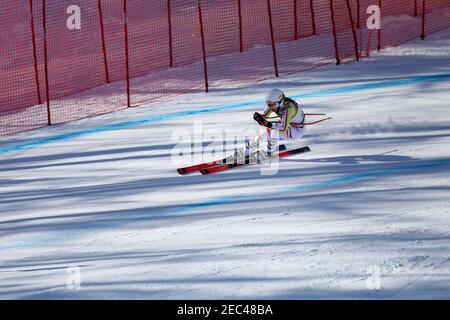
{"left": 177, "top": 146, "right": 311, "bottom": 175}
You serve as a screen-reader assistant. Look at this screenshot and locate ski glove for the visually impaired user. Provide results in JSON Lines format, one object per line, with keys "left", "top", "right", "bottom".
{"left": 253, "top": 112, "right": 272, "bottom": 128}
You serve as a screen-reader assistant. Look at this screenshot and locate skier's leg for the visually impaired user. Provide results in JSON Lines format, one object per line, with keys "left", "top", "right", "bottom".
{"left": 244, "top": 128, "right": 273, "bottom": 155}
{"left": 235, "top": 126, "right": 303, "bottom": 162}
{"left": 231, "top": 130, "right": 265, "bottom": 161}
{"left": 266, "top": 128, "right": 287, "bottom": 156}
{"left": 266, "top": 126, "right": 306, "bottom": 155}
{"left": 289, "top": 126, "right": 306, "bottom": 140}
{"left": 285, "top": 126, "right": 306, "bottom": 149}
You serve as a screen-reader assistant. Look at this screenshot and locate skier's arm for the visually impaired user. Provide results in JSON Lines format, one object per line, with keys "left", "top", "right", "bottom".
{"left": 270, "top": 108, "right": 290, "bottom": 133}
{"left": 261, "top": 106, "right": 271, "bottom": 118}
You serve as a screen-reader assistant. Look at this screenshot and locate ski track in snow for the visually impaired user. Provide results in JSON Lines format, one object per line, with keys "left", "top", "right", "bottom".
{"left": 0, "top": 29, "right": 450, "bottom": 299}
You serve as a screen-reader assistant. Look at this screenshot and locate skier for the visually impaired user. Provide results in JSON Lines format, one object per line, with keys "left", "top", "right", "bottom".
{"left": 236, "top": 88, "right": 306, "bottom": 162}
{"left": 177, "top": 88, "right": 328, "bottom": 174}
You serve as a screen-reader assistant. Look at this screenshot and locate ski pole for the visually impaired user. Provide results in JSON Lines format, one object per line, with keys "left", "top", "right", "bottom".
{"left": 304, "top": 117, "right": 332, "bottom": 125}
{"left": 267, "top": 113, "right": 326, "bottom": 119}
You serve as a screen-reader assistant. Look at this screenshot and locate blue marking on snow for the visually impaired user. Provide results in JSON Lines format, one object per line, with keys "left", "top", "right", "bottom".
{"left": 1, "top": 157, "right": 449, "bottom": 251}
{"left": 294, "top": 73, "right": 450, "bottom": 98}
{"left": 1, "top": 73, "right": 450, "bottom": 155}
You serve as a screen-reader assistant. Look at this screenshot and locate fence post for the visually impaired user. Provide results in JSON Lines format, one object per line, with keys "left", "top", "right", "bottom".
{"left": 420, "top": 0, "right": 426, "bottom": 39}
{"left": 123, "top": 0, "right": 131, "bottom": 107}
{"left": 42, "top": 0, "right": 51, "bottom": 125}
{"left": 329, "top": 0, "right": 341, "bottom": 65}
{"left": 98, "top": 0, "right": 110, "bottom": 83}
{"left": 357, "top": 0, "right": 361, "bottom": 29}
{"left": 267, "top": 0, "right": 279, "bottom": 77}
{"left": 237, "top": 0, "right": 244, "bottom": 52}
{"left": 29, "top": 0, "right": 42, "bottom": 105}
{"left": 197, "top": 0, "right": 209, "bottom": 92}
{"left": 346, "top": 0, "right": 359, "bottom": 61}
{"left": 167, "top": 0, "right": 174, "bottom": 66}
{"left": 310, "top": 0, "right": 317, "bottom": 35}
{"left": 377, "top": 0, "right": 382, "bottom": 51}
{"left": 294, "top": 0, "right": 298, "bottom": 40}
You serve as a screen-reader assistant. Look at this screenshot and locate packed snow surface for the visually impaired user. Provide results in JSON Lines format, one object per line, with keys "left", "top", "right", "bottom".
{"left": 0, "top": 29, "right": 449, "bottom": 299}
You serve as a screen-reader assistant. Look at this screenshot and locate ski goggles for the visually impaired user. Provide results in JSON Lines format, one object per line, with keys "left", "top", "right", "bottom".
{"left": 266, "top": 99, "right": 283, "bottom": 108}
{"left": 266, "top": 95, "right": 284, "bottom": 108}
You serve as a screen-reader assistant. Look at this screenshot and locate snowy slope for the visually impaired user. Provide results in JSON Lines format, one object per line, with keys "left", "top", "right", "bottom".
{"left": 0, "top": 29, "right": 450, "bottom": 299}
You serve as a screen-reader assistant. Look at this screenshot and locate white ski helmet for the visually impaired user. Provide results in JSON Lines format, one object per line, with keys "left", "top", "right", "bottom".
{"left": 265, "top": 88, "right": 285, "bottom": 108}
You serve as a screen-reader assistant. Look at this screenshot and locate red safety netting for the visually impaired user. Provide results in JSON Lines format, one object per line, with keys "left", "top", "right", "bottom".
{"left": 43, "top": 0, "right": 128, "bottom": 124}
{"left": 378, "top": 0, "right": 423, "bottom": 49}
{"left": 275, "top": 0, "right": 337, "bottom": 75}
{"left": 127, "top": 0, "right": 205, "bottom": 106}
{"left": 204, "top": 0, "right": 276, "bottom": 87}
{"left": 424, "top": 0, "right": 450, "bottom": 36}
{"left": 1, "top": 0, "right": 449, "bottom": 136}
{"left": 332, "top": 0, "right": 360, "bottom": 63}
{"left": 0, "top": 1, "right": 48, "bottom": 133}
